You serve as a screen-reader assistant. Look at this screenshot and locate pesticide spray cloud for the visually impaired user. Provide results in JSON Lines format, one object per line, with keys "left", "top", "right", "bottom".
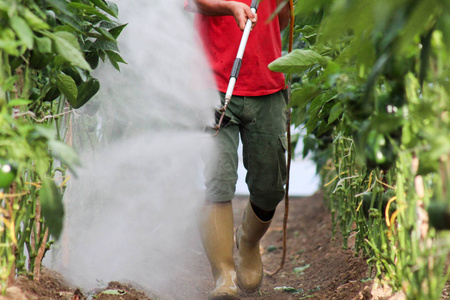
{"left": 46, "top": 1, "right": 219, "bottom": 298}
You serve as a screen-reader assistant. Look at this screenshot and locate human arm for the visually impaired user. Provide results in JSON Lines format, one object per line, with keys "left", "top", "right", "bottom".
{"left": 276, "top": 0, "right": 291, "bottom": 31}
{"left": 191, "top": 0, "right": 257, "bottom": 31}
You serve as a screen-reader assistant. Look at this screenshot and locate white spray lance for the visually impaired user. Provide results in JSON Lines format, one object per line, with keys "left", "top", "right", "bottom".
{"left": 213, "top": 0, "right": 259, "bottom": 136}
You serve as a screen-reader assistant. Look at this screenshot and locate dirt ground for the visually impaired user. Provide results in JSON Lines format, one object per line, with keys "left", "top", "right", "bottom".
{"left": 2, "top": 191, "right": 390, "bottom": 300}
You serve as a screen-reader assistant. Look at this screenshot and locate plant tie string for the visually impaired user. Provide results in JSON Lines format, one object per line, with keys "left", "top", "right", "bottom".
{"left": 265, "top": 0, "right": 294, "bottom": 277}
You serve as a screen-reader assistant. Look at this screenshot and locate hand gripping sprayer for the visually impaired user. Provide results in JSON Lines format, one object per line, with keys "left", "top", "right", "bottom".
{"left": 213, "top": 0, "right": 259, "bottom": 136}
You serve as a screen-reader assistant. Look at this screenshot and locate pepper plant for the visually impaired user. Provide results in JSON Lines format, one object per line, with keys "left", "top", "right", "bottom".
{"left": 272, "top": 0, "right": 450, "bottom": 298}
{"left": 0, "top": 0, "right": 125, "bottom": 294}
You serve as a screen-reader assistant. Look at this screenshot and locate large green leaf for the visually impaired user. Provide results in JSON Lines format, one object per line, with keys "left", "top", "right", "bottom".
{"left": 49, "top": 31, "right": 92, "bottom": 71}
{"left": 55, "top": 73, "right": 78, "bottom": 103}
{"left": 48, "top": 139, "right": 81, "bottom": 173}
{"left": 269, "top": 49, "right": 327, "bottom": 74}
{"left": 39, "top": 178, "right": 64, "bottom": 240}
{"left": 10, "top": 15, "right": 34, "bottom": 49}
{"left": 21, "top": 7, "right": 49, "bottom": 30}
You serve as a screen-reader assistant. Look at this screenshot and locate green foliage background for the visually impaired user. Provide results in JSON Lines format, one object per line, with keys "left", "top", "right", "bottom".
{"left": 0, "top": 0, "right": 125, "bottom": 293}
{"left": 272, "top": 0, "right": 450, "bottom": 298}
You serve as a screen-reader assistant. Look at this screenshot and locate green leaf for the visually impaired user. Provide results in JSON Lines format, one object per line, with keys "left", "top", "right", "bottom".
{"left": 35, "top": 36, "right": 52, "bottom": 54}
{"left": 98, "top": 20, "right": 118, "bottom": 29}
{"left": 8, "top": 99, "right": 32, "bottom": 106}
{"left": 70, "top": 77, "right": 100, "bottom": 108}
{"left": 290, "top": 85, "right": 320, "bottom": 110}
{"left": 91, "top": 38, "right": 119, "bottom": 52}
{"left": 107, "top": 1, "right": 119, "bottom": 18}
{"left": 0, "top": 40, "right": 21, "bottom": 56}
{"left": 39, "top": 178, "right": 64, "bottom": 240}
{"left": 305, "top": 95, "right": 327, "bottom": 134}
{"left": 101, "top": 289, "right": 126, "bottom": 295}
{"left": 105, "top": 50, "right": 126, "bottom": 71}
{"left": 2, "top": 76, "right": 19, "bottom": 91}
{"left": 328, "top": 102, "right": 343, "bottom": 124}
{"left": 55, "top": 73, "right": 78, "bottom": 103}
{"left": 10, "top": 16, "right": 34, "bottom": 49}
{"left": 274, "top": 286, "right": 301, "bottom": 293}
{"left": 90, "top": 0, "right": 118, "bottom": 18}
{"left": 32, "top": 125, "right": 56, "bottom": 140}
{"left": 21, "top": 7, "right": 50, "bottom": 30}
{"left": 293, "top": 264, "right": 311, "bottom": 274}
{"left": 46, "top": 0, "right": 72, "bottom": 16}
{"left": 49, "top": 31, "right": 92, "bottom": 71}
{"left": 108, "top": 23, "right": 127, "bottom": 39}
{"left": 94, "top": 26, "right": 116, "bottom": 41}
{"left": 48, "top": 139, "right": 81, "bottom": 174}
{"left": 269, "top": 49, "right": 327, "bottom": 74}
{"left": 68, "top": 3, "right": 110, "bottom": 21}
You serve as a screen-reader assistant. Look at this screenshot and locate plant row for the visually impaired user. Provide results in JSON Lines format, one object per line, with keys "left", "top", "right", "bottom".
{"left": 0, "top": 0, "right": 125, "bottom": 294}
{"left": 271, "top": 0, "right": 450, "bottom": 298}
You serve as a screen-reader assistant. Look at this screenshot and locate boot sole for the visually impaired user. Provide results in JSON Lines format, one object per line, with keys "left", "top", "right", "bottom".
{"left": 237, "top": 280, "right": 261, "bottom": 294}
{"left": 208, "top": 293, "right": 240, "bottom": 300}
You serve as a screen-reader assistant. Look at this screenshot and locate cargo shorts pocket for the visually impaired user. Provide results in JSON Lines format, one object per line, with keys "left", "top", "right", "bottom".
{"left": 278, "top": 134, "right": 288, "bottom": 186}
{"left": 245, "top": 133, "right": 287, "bottom": 209}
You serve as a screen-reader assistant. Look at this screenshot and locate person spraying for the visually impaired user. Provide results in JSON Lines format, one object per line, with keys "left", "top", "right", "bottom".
{"left": 186, "top": 0, "right": 290, "bottom": 298}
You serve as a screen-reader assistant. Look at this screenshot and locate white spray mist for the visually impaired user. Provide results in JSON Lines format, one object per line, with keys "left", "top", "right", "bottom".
{"left": 46, "top": 1, "right": 219, "bottom": 298}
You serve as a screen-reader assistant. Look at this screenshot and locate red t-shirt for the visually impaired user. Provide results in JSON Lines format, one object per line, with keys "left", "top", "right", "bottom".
{"left": 191, "top": 0, "right": 286, "bottom": 96}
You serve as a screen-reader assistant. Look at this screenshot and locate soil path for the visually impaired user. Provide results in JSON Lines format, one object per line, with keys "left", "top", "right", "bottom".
{"left": 187, "top": 192, "right": 372, "bottom": 300}
{"left": 2, "top": 192, "right": 373, "bottom": 300}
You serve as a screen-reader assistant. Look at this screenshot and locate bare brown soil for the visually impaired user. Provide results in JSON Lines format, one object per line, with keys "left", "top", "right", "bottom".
{"left": 2, "top": 191, "right": 378, "bottom": 300}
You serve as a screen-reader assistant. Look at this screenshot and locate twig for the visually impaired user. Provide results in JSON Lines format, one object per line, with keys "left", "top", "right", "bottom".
{"left": 13, "top": 109, "right": 73, "bottom": 123}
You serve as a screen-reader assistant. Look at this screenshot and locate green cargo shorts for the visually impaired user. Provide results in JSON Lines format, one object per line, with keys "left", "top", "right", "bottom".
{"left": 204, "top": 90, "right": 288, "bottom": 211}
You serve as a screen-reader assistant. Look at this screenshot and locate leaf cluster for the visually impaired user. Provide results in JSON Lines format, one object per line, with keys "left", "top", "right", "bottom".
{"left": 274, "top": 0, "right": 450, "bottom": 171}
{"left": 0, "top": 0, "right": 126, "bottom": 284}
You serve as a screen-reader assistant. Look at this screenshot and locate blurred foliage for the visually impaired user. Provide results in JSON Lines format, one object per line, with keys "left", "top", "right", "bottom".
{"left": 274, "top": 0, "right": 450, "bottom": 298}
{"left": 0, "top": 0, "right": 125, "bottom": 294}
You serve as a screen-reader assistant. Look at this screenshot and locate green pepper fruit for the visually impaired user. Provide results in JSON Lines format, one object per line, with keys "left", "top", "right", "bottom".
{"left": 361, "top": 190, "right": 396, "bottom": 219}
{"left": 427, "top": 202, "right": 450, "bottom": 231}
{"left": 45, "top": 10, "right": 57, "bottom": 27}
{"left": 0, "top": 159, "right": 18, "bottom": 189}
{"left": 43, "top": 86, "right": 61, "bottom": 102}
{"left": 29, "top": 49, "right": 53, "bottom": 70}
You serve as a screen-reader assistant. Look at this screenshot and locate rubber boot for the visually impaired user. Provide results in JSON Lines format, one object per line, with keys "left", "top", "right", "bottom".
{"left": 235, "top": 201, "right": 271, "bottom": 293}
{"left": 199, "top": 202, "right": 239, "bottom": 300}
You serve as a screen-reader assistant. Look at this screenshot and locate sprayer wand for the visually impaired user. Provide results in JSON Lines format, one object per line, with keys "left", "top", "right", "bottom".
{"left": 213, "top": 0, "right": 259, "bottom": 136}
